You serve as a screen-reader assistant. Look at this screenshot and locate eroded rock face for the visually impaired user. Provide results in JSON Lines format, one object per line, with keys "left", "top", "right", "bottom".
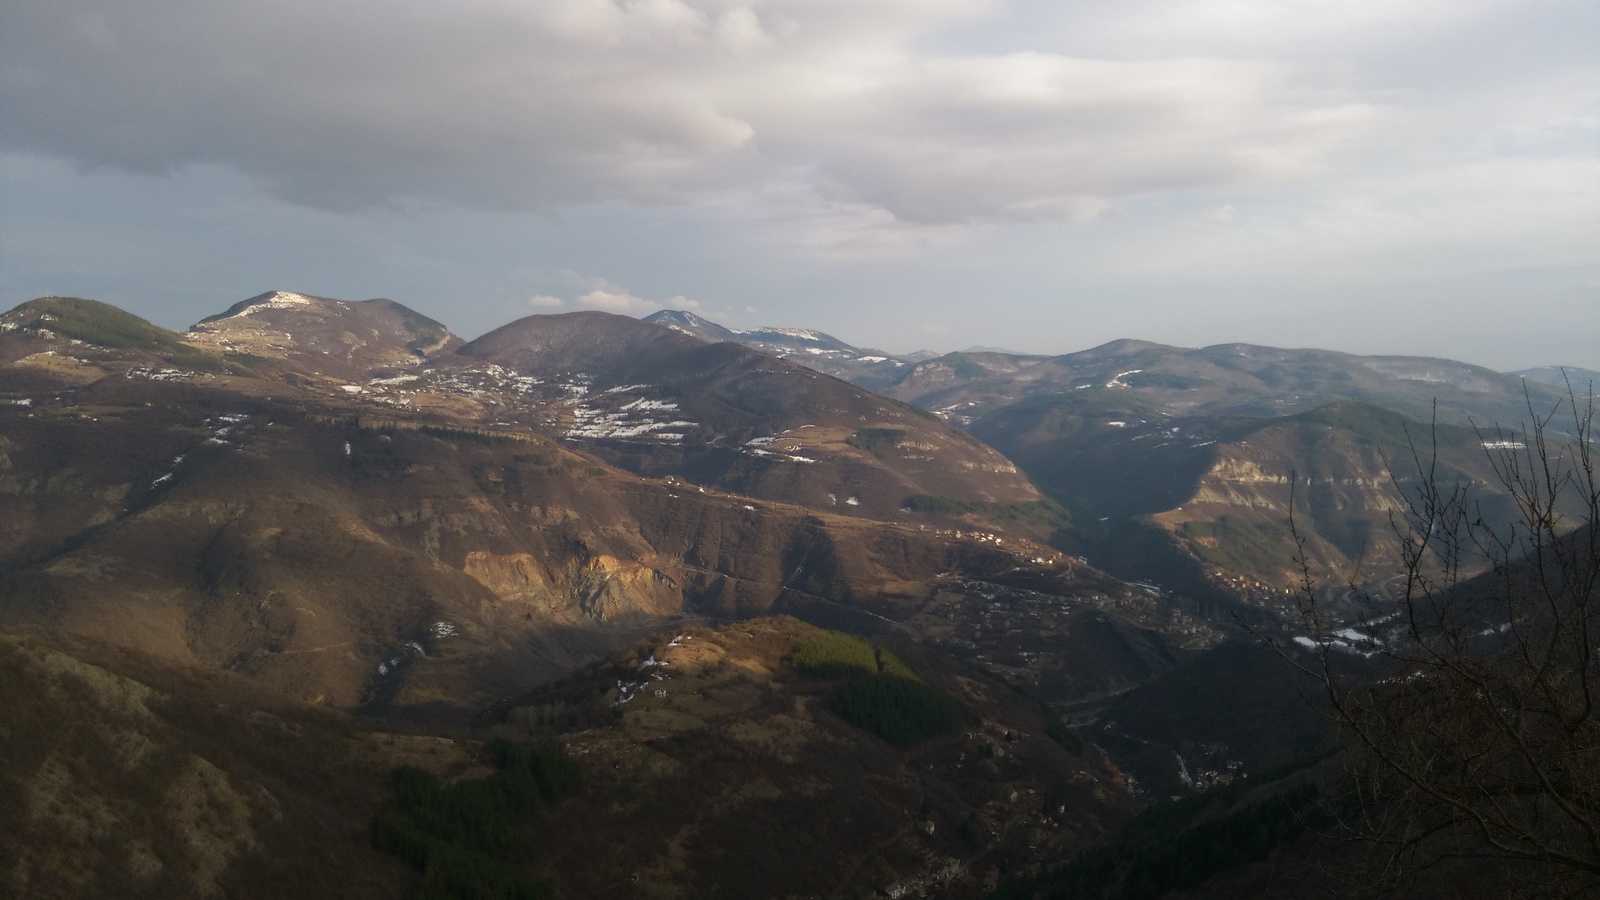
{"left": 464, "top": 549, "right": 682, "bottom": 624}
{"left": 463, "top": 550, "right": 557, "bottom": 608}
{"left": 570, "top": 555, "right": 681, "bottom": 623}
{"left": 1148, "top": 417, "right": 1506, "bottom": 586}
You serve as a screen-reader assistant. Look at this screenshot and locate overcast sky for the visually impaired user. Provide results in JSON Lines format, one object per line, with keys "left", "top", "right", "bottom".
{"left": 3, "top": 0, "right": 1596, "bottom": 369}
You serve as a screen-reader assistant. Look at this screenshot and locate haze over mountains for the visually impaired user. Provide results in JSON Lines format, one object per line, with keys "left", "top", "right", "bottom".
{"left": 1, "top": 291, "right": 1592, "bottom": 898}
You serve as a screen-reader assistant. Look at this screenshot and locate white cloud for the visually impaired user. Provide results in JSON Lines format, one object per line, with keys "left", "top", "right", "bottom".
{"left": 574, "top": 285, "right": 700, "bottom": 314}
{"left": 577, "top": 289, "right": 654, "bottom": 313}
{"left": 528, "top": 294, "right": 565, "bottom": 308}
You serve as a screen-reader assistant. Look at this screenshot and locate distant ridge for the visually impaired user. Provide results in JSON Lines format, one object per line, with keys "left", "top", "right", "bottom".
{"left": 643, "top": 308, "right": 912, "bottom": 389}
{"left": 1512, "top": 365, "right": 1600, "bottom": 389}
{"left": 640, "top": 308, "right": 741, "bottom": 343}
{"left": 1067, "top": 338, "right": 1184, "bottom": 359}
{"left": 960, "top": 345, "right": 1029, "bottom": 355}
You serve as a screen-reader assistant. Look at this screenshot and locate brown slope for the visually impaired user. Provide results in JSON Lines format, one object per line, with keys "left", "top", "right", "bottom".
{"left": 0, "top": 369, "right": 1211, "bottom": 724}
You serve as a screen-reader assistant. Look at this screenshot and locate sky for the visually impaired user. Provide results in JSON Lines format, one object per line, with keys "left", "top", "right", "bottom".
{"left": 2, "top": 0, "right": 1597, "bottom": 370}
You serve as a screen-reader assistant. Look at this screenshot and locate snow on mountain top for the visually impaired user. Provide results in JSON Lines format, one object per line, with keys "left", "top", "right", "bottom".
{"left": 229, "top": 292, "right": 317, "bottom": 317}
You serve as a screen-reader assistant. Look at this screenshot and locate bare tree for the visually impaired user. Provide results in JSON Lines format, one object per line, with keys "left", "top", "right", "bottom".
{"left": 1285, "top": 381, "right": 1599, "bottom": 896}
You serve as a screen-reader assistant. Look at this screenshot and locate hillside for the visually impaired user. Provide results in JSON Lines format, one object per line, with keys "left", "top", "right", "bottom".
{"left": 492, "top": 617, "right": 1141, "bottom": 898}
{"left": 0, "top": 296, "right": 236, "bottom": 375}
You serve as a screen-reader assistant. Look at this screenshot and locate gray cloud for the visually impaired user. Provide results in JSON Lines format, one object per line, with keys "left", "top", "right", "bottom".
{"left": 3, "top": 0, "right": 764, "bottom": 209}
{"left": 2, "top": 0, "right": 1408, "bottom": 223}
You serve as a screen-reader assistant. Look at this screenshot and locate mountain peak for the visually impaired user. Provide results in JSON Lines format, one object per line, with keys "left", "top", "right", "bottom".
{"left": 460, "top": 309, "right": 705, "bottom": 373}
{"left": 643, "top": 309, "right": 738, "bottom": 343}
{"left": 1072, "top": 338, "right": 1182, "bottom": 359}
{"left": 198, "top": 290, "right": 337, "bottom": 324}
{"left": 186, "top": 291, "right": 459, "bottom": 376}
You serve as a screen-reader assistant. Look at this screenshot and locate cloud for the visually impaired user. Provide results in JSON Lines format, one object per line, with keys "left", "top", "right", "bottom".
{"left": 577, "top": 289, "right": 654, "bottom": 313}
{"left": 528, "top": 294, "right": 565, "bottom": 308}
{"left": 573, "top": 286, "right": 698, "bottom": 314}
{"left": 0, "top": 0, "right": 1469, "bottom": 226}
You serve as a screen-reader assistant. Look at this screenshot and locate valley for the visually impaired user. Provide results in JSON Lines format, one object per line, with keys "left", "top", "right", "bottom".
{"left": 0, "top": 294, "right": 1592, "bottom": 898}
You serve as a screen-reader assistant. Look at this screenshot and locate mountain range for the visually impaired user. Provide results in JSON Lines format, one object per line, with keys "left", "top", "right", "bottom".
{"left": 646, "top": 307, "right": 1585, "bottom": 596}
{"left": 1, "top": 292, "right": 1591, "bottom": 898}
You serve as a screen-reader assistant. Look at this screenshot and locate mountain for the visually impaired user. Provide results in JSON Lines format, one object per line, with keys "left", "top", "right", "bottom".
{"left": 644, "top": 311, "right": 1574, "bottom": 587}
{"left": 12, "top": 292, "right": 1584, "bottom": 898}
{"left": 644, "top": 308, "right": 913, "bottom": 389}
{"left": 0, "top": 376, "right": 1052, "bottom": 716}
{"left": 973, "top": 396, "right": 1557, "bottom": 601}
{"left": 188, "top": 291, "right": 460, "bottom": 382}
{"left": 0, "top": 296, "right": 1175, "bottom": 724}
{"left": 871, "top": 340, "right": 1580, "bottom": 596}
{"left": 639, "top": 308, "right": 742, "bottom": 343}
{"left": 434, "top": 310, "right": 1042, "bottom": 524}
{"left": 0, "top": 295, "right": 235, "bottom": 377}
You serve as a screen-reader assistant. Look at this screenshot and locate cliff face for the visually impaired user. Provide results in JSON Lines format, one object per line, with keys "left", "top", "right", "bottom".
{"left": 1144, "top": 402, "right": 1567, "bottom": 590}
{"left": 1152, "top": 424, "right": 1416, "bottom": 585}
